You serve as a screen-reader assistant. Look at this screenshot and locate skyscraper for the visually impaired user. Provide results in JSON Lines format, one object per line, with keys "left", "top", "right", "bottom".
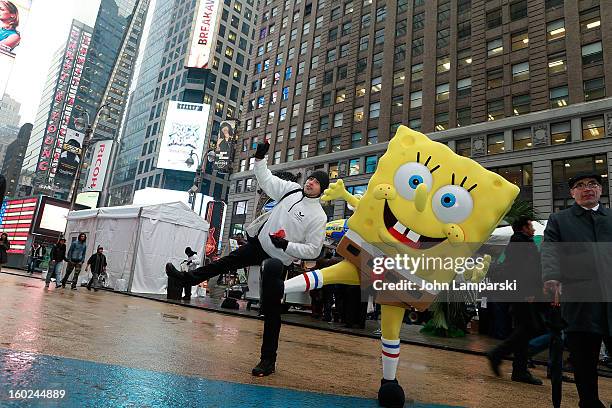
{"left": 2, "top": 123, "right": 32, "bottom": 198}
{"left": 223, "top": 0, "right": 612, "bottom": 244}
{"left": 109, "top": 0, "right": 258, "bottom": 206}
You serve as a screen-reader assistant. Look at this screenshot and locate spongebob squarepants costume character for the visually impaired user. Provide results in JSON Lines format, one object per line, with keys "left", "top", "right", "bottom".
{"left": 278, "top": 126, "right": 519, "bottom": 407}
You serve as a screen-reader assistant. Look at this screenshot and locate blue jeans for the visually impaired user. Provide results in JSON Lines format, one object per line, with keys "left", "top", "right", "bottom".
{"left": 45, "top": 261, "right": 63, "bottom": 285}
{"left": 528, "top": 331, "right": 565, "bottom": 369}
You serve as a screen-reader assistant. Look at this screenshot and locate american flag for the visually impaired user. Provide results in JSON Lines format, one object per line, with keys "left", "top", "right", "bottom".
{"left": 0, "top": 198, "right": 38, "bottom": 254}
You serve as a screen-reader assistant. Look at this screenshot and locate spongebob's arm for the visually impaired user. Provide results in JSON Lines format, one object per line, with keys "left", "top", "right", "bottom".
{"left": 321, "top": 179, "right": 361, "bottom": 208}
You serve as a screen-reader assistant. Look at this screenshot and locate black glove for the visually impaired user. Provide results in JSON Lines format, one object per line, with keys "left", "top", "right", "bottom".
{"left": 254, "top": 141, "right": 270, "bottom": 159}
{"left": 269, "top": 234, "right": 289, "bottom": 251}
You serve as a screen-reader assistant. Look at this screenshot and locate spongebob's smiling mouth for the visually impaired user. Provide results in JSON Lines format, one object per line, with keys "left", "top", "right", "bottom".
{"left": 383, "top": 201, "right": 446, "bottom": 250}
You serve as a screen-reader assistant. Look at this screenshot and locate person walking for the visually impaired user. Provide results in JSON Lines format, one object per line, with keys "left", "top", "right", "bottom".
{"left": 0, "top": 232, "right": 9, "bottom": 272}
{"left": 85, "top": 246, "right": 107, "bottom": 292}
{"left": 166, "top": 141, "right": 328, "bottom": 377}
{"left": 541, "top": 171, "right": 612, "bottom": 408}
{"left": 45, "top": 237, "right": 66, "bottom": 288}
{"left": 61, "top": 233, "right": 87, "bottom": 290}
{"left": 487, "top": 216, "right": 544, "bottom": 385}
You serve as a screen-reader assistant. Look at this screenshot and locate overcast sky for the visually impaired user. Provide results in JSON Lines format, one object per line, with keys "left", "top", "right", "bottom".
{"left": 6, "top": 0, "right": 101, "bottom": 126}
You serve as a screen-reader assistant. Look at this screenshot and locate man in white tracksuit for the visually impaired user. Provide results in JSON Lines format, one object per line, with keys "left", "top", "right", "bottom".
{"left": 166, "top": 141, "right": 328, "bottom": 376}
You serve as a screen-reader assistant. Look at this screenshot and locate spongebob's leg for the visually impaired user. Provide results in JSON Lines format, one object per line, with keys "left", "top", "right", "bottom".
{"left": 283, "top": 260, "right": 360, "bottom": 293}
{"left": 378, "top": 304, "right": 406, "bottom": 408}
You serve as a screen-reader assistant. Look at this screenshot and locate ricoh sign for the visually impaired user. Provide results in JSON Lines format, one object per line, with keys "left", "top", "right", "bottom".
{"left": 84, "top": 141, "right": 113, "bottom": 192}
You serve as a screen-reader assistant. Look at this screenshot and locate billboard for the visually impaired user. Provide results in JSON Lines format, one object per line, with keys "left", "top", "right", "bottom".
{"left": 0, "top": 0, "right": 32, "bottom": 98}
{"left": 204, "top": 200, "right": 226, "bottom": 256}
{"left": 31, "top": 196, "right": 85, "bottom": 237}
{"left": 0, "top": 197, "right": 37, "bottom": 254}
{"left": 84, "top": 140, "right": 113, "bottom": 192}
{"left": 211, "top": 120, "right": 237, "bottom": 173}
{"left": 56, "top": 128, "right": 85, "bottom": 180}
{"left": 157, "top": 101, "right": 210, "bottom": 172}
{"left": 36, "top": 23, "right": 92, "bottom": 185}
{"left": 186, "top": 0, "right": 222, "bottom": 68}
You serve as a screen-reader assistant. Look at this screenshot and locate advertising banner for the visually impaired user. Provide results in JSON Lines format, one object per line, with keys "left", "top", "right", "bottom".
{"left": 56, "top": 128, "right": 85, "bottom": 179}
{"left": 84, "top": 140, "right": 113, "bottom": 192}
{"left": 157, "top": 101, "right": 210, "bottom": 172}
{"left": 204, "top": 200, "right": 225, "bottom": 256}
{"left": 0, "top": 197, "right": 37, "bottom": 254}
{"left": 212, "top": 120, "right": 236, "bottom": 173}
{"left": 186, "top": 0, "right": 221, "bottom": 69}
{"left": 0, "top": 0, "right": 32, "bottom": 99}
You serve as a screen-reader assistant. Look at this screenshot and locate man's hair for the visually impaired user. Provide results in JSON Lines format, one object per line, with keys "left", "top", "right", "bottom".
{"left": 511, "top": 216, "right": 532, "bottom": 233}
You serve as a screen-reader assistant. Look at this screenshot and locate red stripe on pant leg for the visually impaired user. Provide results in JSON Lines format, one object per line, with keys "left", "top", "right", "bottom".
{"left": 382, "top": 351, "right": 400, "bottom": 359}
{"left": 303, "top": 273, "right": 311, "bottom": 291}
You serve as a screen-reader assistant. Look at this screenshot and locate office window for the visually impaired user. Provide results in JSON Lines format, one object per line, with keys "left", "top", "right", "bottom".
{"left": 342, "top": 21, "right": 352, "bottom": 36}
{"left": 410, "top": 91, "right": 423, "bottom": 109}
{"left": 550, "top": 86, "right": 568, "bottom": 108}
{"left": 334, "top": 113, "right": 343, "bottom": 127}
{"left": 513, "top": 128, "right": 532, "bottom": 150}
{"left": 437, "top": 28, "right": 450, "bottom": 48}
{"left": 396, "top": 19, "right": 407, "bottom": 37}
{"left": 545, "top": 0, "right": 563, "bottom": 10}
{"left": 548, "top": 52, "right": 566, "bottom": 75}
{"left": 435, "top": 112, "right": 449, "bottom": 131}
{"left": 327, "top": 48, "right": 337, "bottom": 62}
{"left": 408, "top": 118, "right": 422, "bottom": 131}
{"left": 280, "top": 107, "right": 287, "bottom": 120}
{"left": 349, "top": 158, "right": 360, "bottom": 175}
{"left": 340, "top": 43, "right": 350, "bottom": 58}
{"left": 513, "top": 94, "right": 530, "bottom": 115}
{"left": 303, "top": 121, "right": 312, "bottom": 136}
{"left": 413, "top": 12, "right": 425, "bottom": 30}
{"left": 376, "top": 5, "right": 386, "bottom": 22}
{"left": 292, "top": 103, "right": 300, "bottom": 117}
{"left": 290, "top": 126, "right": 297, "bottom": 140}
{"left": 324, "top": 70, "right": 334, "bottom": 84}
{"left": 457, "top": 78, "right": 471, "bottom": 98}
{"left": 276, "top": 129, "right": 284, "bottom": 143}
{"left": 584, "top": 77, "right": 605, "bottom": 101}
{"left": 301, "top": 144, "right": 309, "bottom": 159}
{"left": 351, "top": 132, "right": 363, "bottom": 148}
{"left": 374, "top": 28, "right": 385, "bottom": 45}
{"left": 486, "top": 8, "right": 502, "bottom": 29}
{"left": 367, "top": 128, "right": 378, "bottom": 144}
{"left": 365, "top": 155, "right": 378, "bottom": 174}
{"left": 309, "top": 76, "right": 317, "bottom": 90}
{"left": 331, "top": 6, "right": 341, "bottom": 20}
{"left": 456, "top": 138, "right": 471, "bottom": 156}
{"left": 438, "top": 0, "right": 450, "bottom": 23}
{"left": 287, "top": 148, "right": 295, "bottom": 162}
{"left": 354, "top": 107, "right": 364, "bottom": 122}
{"left": 487, "top": 38, "right": 503, "bottom": 57}
{"left": 510, "top": 0, "right": 527, "bottom": 21}
{"left": 512, "top": 62, "right": 529, "bottom": 82}
{"left": 393, "top": 71, "right": 405, "bottom": 87}
{"left": 487, "top": 67, "right": 503, "bottom": 89}
{"left": 511, "top": 31, "right": 529, "bottom": 51}
{"left": 411, "top": 63, "right": 423, "bottom": 82}
{"left": 547, "top": 19, "right": 565, "bottom": 42}
{"left": 487, "top": 133, "right": 505, "bottom": 154}
{"left": 331, "top": 136, "right": 342, "bottom": 152}
{"left": 338, "top": 65, "right": 348, "bottom": 80}
{"left": 355, "top": 83, "right": 366, "bottom": 97}
{"left": 487, "top": 99, "right": 504, "bottom": 121}
{"left": 437, "top": 56, "right": 450, "bottom": 73}
{"left": 372, "top": 51, "right": 383, "bottom": 69}
{"left": 322, "top": 92, "right": 332, "bottom": 107}
{"left": 582, "top": 116, "right": 604, "bottom": 140}
{"left": 361, "top": 13, "right": 371, "bottom": 29}
{"left": 394, "top": 44, "right": 406, "bottom": 63}
{"left": 357, "top": 57, "right": 367, "bottom": 73}
{"left": 392, "top": 95, "right": 403, "bottom": 113}
{"left": 551, "top": 121, "right": 570, "bottom": 145}
{"left": 580, "top": 7, "right": 601, "bottom": 33}
{"left": 319, "top": 115, "right": 329, "bottom": 131}
{"left": 582, "top": 42, "right": 603, "bottom": 65}
{"left": 369, "top": 102, "right": 381, "bottom": 118}
{"left": 329, "top": 163, "right": 339, "bottom": 179}
{"left": 456, "top": 107, "right": 471, "bottom": 127}
{"left": 273, "top": 151, "right": 281, "bottom": 164}
{"left": 317, "top": 140, "right": 328, "bottom": 154}
{"left": 371, "top": 76, "right": 382, "bottom": 93}
{"left": 458, "top": 49, "right": 472, "bottom": 68}
{"left": 306, "top": 98, "right": 314, "bottom": 113}
{"left": 412, "top": 37, "right": 424, "bottom": 57}
{"left": 436, "top": 83, "right": 450, "bottom": 102}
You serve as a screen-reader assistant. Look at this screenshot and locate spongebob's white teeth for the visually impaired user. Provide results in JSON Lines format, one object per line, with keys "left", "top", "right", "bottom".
{"left": 406, "top": 230, "right": 421, "bottom": 243}
{"left": 393, "top": 222, "right": 407, "bottom": 235}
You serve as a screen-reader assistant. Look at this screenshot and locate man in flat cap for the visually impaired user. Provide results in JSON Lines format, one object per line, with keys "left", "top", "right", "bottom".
{"left": 541, "top": 171, "right": 612, "bottom": 408}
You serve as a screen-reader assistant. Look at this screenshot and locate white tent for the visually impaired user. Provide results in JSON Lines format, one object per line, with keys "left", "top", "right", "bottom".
{"left": 65, "top": 202, "right": 209, "bottom": 294}
{"left": 486, "top": 220, "right": 548, "bottom": 246}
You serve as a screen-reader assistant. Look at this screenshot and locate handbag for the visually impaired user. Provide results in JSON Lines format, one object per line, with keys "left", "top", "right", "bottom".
{"left": 245, "top": 188, "right": 301, "bottom": 238}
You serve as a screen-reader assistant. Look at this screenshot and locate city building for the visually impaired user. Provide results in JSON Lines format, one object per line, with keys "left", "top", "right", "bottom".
{"left": 108, "top": 0, "right": 258, "bottom": 207}
{"left": 1, "top": 123, "right": 32, "bottom": 198}
{"left": 224, "top": 0, "right": 612, "bottom": 246}
{"left": 0, "top": 93, "right": 21, "bottom": 166}
{"left": 19, "top": 0, "right": 149, "bottom": 200}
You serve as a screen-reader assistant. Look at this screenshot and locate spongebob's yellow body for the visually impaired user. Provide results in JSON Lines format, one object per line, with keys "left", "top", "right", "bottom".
{"left": 317, "top": 126, "right": 519, "bottom": 401}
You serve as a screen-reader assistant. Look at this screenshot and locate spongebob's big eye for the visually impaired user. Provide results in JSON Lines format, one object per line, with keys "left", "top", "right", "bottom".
{"left": 394, "top": 162, "right": 433, "bottom": 200}
{"left": 432, "top": 185, "right": 473, "bottom": 223}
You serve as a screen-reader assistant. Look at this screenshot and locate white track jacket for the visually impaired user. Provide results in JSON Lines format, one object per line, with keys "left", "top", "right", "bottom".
{"left": 253, "top": 159, "right": 327, "bottom": 266}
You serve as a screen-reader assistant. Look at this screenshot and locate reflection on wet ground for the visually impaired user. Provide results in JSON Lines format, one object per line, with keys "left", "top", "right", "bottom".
{"left": 1, "top": 272, "right": 611, "bottom": 407}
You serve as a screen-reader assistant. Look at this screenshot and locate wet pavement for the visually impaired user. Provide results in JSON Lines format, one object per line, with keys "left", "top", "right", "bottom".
{"left": 1, "top": 272, "right": 611, "bottom": 407}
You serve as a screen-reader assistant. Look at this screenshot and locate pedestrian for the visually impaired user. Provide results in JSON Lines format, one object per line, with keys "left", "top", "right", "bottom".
{"left": 166, "top": 141, "right": 327, "bottom": 377}
{"left": 0, "top": 232, "right": 10, "bottom": 272}
{"left": 61, "top": 233, "right": 87, "bottom": 290}
{"left": 487, "top": 216, "right": 544, "bottom": 385}
{"left": 27, "top": 242, "right": 46, "bottom": 274}
{"left": 45, "top": 237, "right": 66, "bottom": 288}
{"left": 180, "top": 247, "right": 200, "bottom": 301}
{"left": 541, "top": 171, "right": 612, "bottom": 408}
{"left": 85, "top": 245, "right": 107, "bottom": 292}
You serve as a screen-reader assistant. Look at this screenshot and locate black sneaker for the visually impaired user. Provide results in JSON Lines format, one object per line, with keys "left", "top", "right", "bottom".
{"left": 486, "top": 351, "right": 502, "bottom": 377}
{"left": 511, "top": 370, "right": 543, "bottom": 385}
{"left": 251, "top": 359, "right": 275, "bottom": 377}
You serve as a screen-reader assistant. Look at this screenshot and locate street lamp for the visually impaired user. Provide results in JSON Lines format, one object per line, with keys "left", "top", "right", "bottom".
{"left": 185, "top": 149, "right": 202, "bottom": 211}
{"left": 68, "top": 104, "right": 109, "bottom": 212}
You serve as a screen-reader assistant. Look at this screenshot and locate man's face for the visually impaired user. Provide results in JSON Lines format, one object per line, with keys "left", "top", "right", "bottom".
{"left": 97, "top": 248, "right": 103, "bottom": 254}
{"left": 570, "top": 177, "right": 602, "bottom": 208}
{"left": 522, "top": 220, "right": 535, "bottom": 237}
{"left": 303, "top": 177, "right": 321, "bottom": 198}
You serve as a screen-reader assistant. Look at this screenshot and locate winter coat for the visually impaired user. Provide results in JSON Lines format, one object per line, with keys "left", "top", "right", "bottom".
{"left": 67, "top": 241, "right": 87, "bottom": 263}
{"left": 253, "top": 160, "right": 327, "bottom": 266}
{"left": 30, "top": 245, "right": 46, "bottom": 259}
{"left": 87, "top": 253, "right": 107, "bottom": 275}
{"left": 541, "top": 203, "right": 612, "bottom": 335}
{"left": 0, "top": 238, "right": 9, "bottom": 264}
{"left": 51, "top": 243, "right": 67, "bottom": 262}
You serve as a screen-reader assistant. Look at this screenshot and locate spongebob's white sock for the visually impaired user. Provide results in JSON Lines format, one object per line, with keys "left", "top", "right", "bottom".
{"left": 283, "top": 270, "right": 324, "bottom": 293}
{"left": 381, "top": 337, "right": 400, "bottom": 380}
